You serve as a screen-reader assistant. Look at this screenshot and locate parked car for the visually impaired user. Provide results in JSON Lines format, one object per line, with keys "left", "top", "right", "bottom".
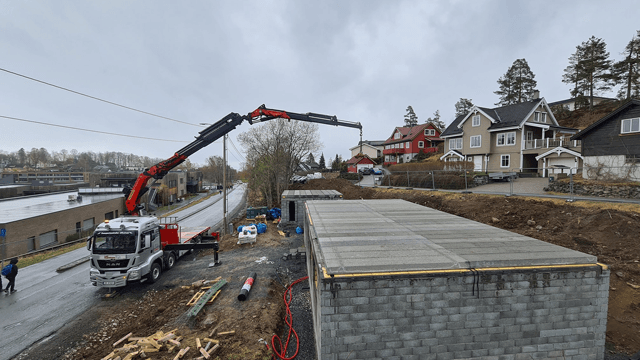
{"left": 359, "top": 168, "right": 373, "bottom": 175}
{"left": 372, "top": 168, "right": 383, "bottom": 175}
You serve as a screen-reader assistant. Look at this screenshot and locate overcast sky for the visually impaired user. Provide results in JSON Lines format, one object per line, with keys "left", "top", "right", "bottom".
{"left": 1, "top": 1, "right": 638, "bottom": 169}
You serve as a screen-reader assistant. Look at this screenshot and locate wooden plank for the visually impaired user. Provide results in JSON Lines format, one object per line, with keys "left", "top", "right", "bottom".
{"left": 199, "top": 347, "right": 211, "bottom": 359}
{"left": 186, "top": 291, "right": 205, "bottom": 306}
{"left": 187, "top": 279, "right": 227, "bottom": 318}
{"left": 196, "top": 338, "right": 202, "bottom": 349}
{"left": 113, "top": 332, "right": 133, "bottom": 347}
{"left": 218, "top": 330, "right": 235, "bottom": 336}
{"left": 101, "top": 351, "right": 116, "bottom": 360}
{"left": 203, "top": 338, "right": 219, "bottom": 344}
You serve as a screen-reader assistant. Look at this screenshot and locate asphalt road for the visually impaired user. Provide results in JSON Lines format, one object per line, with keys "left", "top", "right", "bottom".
{"left": 0, "top": 185, "right": 246, "bottom": 360}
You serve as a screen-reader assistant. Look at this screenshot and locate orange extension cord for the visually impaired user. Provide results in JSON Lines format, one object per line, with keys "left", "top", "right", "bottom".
{"left": 269, "top": 276, "right": 309, "bottom": 360}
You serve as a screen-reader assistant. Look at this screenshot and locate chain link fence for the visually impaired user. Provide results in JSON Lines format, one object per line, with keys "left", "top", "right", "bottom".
{"left": 372, "top": 165, "right": 640, "bottom": 201}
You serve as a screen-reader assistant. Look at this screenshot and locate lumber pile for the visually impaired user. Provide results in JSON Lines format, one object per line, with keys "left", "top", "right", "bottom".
{"left": 100, "top": 327, "right": 235, "bottom": 360}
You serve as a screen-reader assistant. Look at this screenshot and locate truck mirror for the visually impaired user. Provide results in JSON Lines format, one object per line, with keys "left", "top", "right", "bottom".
{"left": 86, "top": 237, "right": 92, "bottom": 251}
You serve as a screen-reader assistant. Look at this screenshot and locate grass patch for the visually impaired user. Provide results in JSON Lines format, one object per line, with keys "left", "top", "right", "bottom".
{"left": 17, "top": 242, "right": 87, "bottom": 269}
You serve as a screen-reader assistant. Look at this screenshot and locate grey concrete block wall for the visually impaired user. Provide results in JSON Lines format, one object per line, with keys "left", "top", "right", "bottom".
{"left": 312, "top": 268, "right": 609, "bottom": 360}
{"left": 280, "top": 190, "right": 342, "bottom": 228}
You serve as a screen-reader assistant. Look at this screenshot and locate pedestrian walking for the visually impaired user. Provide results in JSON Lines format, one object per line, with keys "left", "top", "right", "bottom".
{"left": 3, "top": 258, "right": 18, "bottom": 294}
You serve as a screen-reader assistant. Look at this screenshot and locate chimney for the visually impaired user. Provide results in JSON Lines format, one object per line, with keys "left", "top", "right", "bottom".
{"left": 533, "top": 90, "right": 540, "bottom": 99}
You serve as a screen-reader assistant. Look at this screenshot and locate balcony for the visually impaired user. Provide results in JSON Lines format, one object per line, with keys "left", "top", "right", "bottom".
{"left": 524, "top": 138, "right": 581, "bottom": 150}
{"left": 383, "top": 147, "right": 406, "bottom": 155}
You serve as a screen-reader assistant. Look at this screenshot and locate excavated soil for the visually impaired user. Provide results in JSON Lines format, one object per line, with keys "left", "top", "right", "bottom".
{"left": 15, "top": 178, "right": 640, "bottom": 358}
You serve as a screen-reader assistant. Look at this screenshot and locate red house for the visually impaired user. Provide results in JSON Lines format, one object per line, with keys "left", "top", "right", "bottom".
{"left": 346, "top": 154, "right": 376, "bottom": 173}
{"left": 383, "top": 122, "right": 442, "bottom": 166}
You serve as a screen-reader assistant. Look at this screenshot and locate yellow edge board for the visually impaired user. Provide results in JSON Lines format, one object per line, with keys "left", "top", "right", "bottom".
{"left": 321, "top": 263, "right": 608, "bottom": 279}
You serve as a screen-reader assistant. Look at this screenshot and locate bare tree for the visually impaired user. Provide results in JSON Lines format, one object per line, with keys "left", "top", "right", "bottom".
{"left": 238, "top": 119, "right": 321, "bottom": 207}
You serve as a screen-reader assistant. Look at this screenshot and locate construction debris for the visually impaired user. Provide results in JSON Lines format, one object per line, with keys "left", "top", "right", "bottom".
{"left": 186, "top": 279, "right": 228, "bottom": 318}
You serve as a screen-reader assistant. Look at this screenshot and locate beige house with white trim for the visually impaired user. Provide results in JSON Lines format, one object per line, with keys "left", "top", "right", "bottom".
{"left": 440, "top": 97, "right": 582, "bottom": 176}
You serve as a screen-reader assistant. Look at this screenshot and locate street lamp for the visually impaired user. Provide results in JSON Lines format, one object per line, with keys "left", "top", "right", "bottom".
{"left": 199, "top": 123, "right": 228, "bottom": 235}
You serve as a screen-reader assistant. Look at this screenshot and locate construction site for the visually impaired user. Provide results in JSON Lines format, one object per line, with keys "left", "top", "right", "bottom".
{"left": 10, "top": 177, "right": 640, "bottom": 360}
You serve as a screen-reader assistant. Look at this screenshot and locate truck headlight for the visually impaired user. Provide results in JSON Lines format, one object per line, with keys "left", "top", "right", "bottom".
{"left": 128, "top": 270, "right": 140, "bottom": 280}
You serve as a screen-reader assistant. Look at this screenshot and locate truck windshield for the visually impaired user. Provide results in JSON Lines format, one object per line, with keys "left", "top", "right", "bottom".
{"left": 93, "top": 231, "right": 138, "bottom": 254}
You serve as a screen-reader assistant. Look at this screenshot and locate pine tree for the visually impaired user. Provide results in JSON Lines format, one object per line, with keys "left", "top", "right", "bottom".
{"left": 566, "top": 36, "right": 613, "bottom": 109}
{"left": 562, "top": 46, "right": 590, "bottom": 107}
{"left": 426, "top": 110, "right": 446, "bottom": 131}
{"left": 404, "top": 106, "right": 418, "bottom": 127}
{"left": 612, "top": 30, "right": 640, "bottom": 100}
{"left": 454, "top": 98, "right": 474, "bottom": 117}
{"left": 494, "top": 58, "right": 538, "bottom": 106}
{"left": 319, "top": 153, "right": 326, "bottom": 169}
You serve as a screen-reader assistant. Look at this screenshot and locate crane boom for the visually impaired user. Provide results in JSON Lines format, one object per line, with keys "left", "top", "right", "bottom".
{"left": 124, "top": 105, "right": 362, "bottom": 215}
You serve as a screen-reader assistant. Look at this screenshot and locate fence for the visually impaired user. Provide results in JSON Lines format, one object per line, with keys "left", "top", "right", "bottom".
{"left": 366, "top": 165, "right": 640, "bottom": 202}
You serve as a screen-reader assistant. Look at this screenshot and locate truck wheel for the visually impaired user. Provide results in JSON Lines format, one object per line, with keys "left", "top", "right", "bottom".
{"left": 147, "top": 263, "right": 162, "bottom": 284}
{"left": 166, "top": 253, "right": 176, "bottom": 270}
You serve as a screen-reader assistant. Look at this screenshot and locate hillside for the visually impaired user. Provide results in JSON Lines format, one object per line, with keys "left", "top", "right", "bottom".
{"left": 553, "top": 99, "right": 622, "bottom": 130}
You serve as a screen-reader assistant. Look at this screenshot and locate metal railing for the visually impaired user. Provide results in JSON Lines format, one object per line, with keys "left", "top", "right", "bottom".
{"left": 524, "top": 138, "right": 581, "bottom": 150}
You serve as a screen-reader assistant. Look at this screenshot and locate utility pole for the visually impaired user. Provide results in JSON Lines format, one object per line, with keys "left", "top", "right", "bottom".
{"left": 222, "top": 134, "right": 227, "bottom": 235}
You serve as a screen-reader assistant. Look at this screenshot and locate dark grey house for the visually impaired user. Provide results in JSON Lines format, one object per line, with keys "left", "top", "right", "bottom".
{"left": 572, "top": 99, "right": 640, "bottom": 181}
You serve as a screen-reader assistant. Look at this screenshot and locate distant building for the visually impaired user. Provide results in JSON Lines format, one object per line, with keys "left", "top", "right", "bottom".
{"left": 383, "top": 122, "right": 442, "bottom": 166}
{"left": 346, "top": 154, "right": 376, "bottom": 173}
{"left": 349, "top": 140, "right": 385, "bottom": 159}
{"left": 548, "top": 96, "right": 616, "bottom": 112}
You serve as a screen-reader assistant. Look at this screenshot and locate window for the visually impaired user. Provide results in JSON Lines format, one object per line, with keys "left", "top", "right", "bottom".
{"left": 385, "top": 156, "right": 389, "bottom": 162}
{"left": 449, "top": 138, "right": 462, "bottom": 150}
{"left": 626, "top": 154, "right": 640, "bottom": 163}
{"left": 418, "top": 141, "right": 424, "bottom": 148}
{"left": 501, "top": 154, "right": 510, "bottom": 168}
{"left": 394, "top": 132, "right": 401, "bottom": 139}
{"left": 497, "top": 132, "right": 516, "bottom": 146}
{"left": 406, "top": 142, "right": 410, "bottom": 149}
{"left": 470, "top": 135, "right": 481, "bottom": 148}
{"left": 534, "top": 112, "right": 547, "bottom": 123}
{"left": 622, "top": 118, "right": 640, "bottom": 134}
{"left": 424, "top": 129, "right": 435, "bottom": 136}
{"left": 472, "top": 115, "right": 481, "bottom": 127}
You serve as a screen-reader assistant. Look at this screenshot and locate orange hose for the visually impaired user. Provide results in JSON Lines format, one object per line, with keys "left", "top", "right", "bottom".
{"left": 271, "top": 276, "right": 309, "bottom": 360}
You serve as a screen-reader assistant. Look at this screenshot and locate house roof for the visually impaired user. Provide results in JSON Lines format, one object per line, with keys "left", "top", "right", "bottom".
{"left": 535, "top": 147, "right": 583, "bottom": 161}
{"left": 548, "top": 96, "right": 616, "bottom": 107}
{"left": 384, "top": 122, "right": 441, "bottom": 144}
{"left": 571, "top": 99, "right": 640, "bottom": 141}
{"left": 441, "top": 98, "right": 569, "bottom": 138}
{"left": 346, "top": 154, "right": 375, "bottom": 165}
{"left": 349, "top": 141, "right": 385, "bottom": 151}
{"left": 440, "top": 149, "right": 465, "bottom": 160}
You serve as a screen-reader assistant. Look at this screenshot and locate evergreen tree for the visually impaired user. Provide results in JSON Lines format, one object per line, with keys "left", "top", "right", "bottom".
{"left": 426, "top": 110, "right": 446, "bottom": 131}
{"left": 494, "top": 58, "right": 538, "bottom": 106}
{"left": 612, "top": 30, "right": 640, "bottom": 100}
{"left": 319, "top": 153, "right": 326, "bottom": 169}
{"left": 454, "top": 98, "right": 474, "bottom": 117}
{"left": 565, "top": 36, "right": 613, "bottom": 109}
{"left": 404, "top": 106, "right": 418, "bottom": 127}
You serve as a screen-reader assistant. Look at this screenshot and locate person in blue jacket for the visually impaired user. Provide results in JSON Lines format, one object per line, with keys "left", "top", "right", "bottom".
{"left": 4, "top": 258, "right": 18, "bottom": 294}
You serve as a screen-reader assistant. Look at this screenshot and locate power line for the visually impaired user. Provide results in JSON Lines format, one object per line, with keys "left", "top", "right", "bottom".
{"left": 227, "top": 137, "right": 246, "bottom": 161}
{"left": 0, "top": 115, "right": 188, "bottom": 143}
{"left": 0, "top": 67, "right": 200, "bottom": 127}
